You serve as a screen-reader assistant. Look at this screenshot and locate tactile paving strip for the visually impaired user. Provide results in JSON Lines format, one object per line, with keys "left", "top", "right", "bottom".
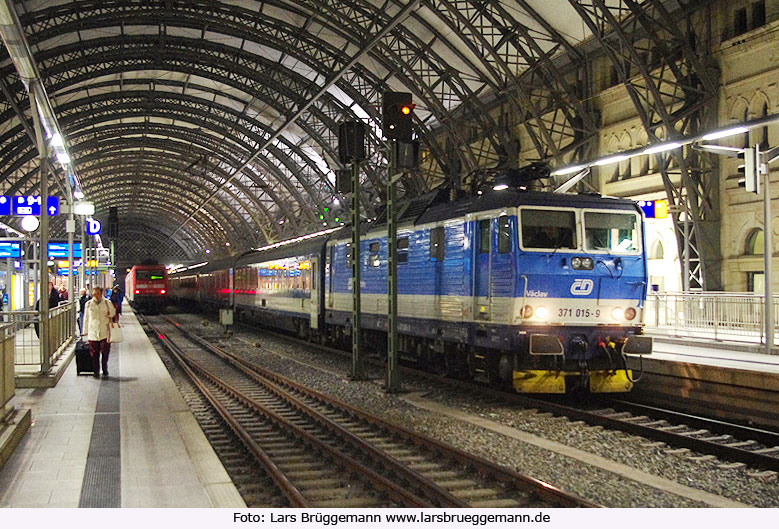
{"left": 78, "top": 350, "right": 120, "bottom": 508}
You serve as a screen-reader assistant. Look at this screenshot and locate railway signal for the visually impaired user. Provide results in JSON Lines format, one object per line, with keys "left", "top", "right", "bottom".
{"left": 382, "top": 91, "right": 414, "bottom": 141}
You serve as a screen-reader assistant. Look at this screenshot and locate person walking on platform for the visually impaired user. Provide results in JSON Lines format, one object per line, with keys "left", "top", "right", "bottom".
{"left": 82, "top": 286, "right": 116, "bottom": 378}
{"left": 77, "top": 288, "right": 88, "bottom": 333}
{"left": 110, "top": 285, "right": 123, "bottom": 318}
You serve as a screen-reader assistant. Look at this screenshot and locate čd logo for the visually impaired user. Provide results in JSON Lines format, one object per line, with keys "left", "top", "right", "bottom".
{"left": 570, "top": 278, "right": 594, "bottom": 296}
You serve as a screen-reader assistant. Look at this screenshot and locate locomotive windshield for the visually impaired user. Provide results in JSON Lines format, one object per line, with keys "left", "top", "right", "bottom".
{"left": 520, "top": 209, "right": 577, "bottom": 250}
{"left": 584, "top": 211, "right": 639, "bottom": 253}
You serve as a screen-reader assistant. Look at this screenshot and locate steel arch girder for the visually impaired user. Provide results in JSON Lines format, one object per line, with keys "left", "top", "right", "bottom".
{"left": 18, "top": 1, "right": 389, "bottom": 195}
{"left": 38, "top": 87, "right": 328, "bottom": 225}
{"left": 84, "top": 180, "right": 255, "bottom": 248}
{"left": 78, "top": 171, "right": 260, "bottom": 248}
{"left": 567, "top": 0, "right": 719, "bottom": 289}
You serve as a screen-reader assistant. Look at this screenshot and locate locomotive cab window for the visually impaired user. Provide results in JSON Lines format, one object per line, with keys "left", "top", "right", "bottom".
{"left": 584, "top": 211, "right": 639, "bottom": 253}
{"left": 521, "top": 209, "right": 576, "bottom": 250}
{"left": 430, "top": 226, "right": 445, "bottom": 261}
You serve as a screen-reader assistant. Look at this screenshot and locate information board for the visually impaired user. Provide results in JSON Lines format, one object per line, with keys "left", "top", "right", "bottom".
{"left": 47, "top": 241, "right": 83, "bottom": 259}
{"left": 0, "top": 241, "right": 21, "bottom": 258}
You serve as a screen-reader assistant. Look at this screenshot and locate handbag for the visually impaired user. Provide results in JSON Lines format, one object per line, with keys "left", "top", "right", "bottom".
{"left": 108, "top": 322, "right": 124, "bottom": 343}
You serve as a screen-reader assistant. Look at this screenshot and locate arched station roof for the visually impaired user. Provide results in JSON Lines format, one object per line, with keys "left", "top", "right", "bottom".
{"left": 0, "top": 0, "right": 714, "bottom": 267}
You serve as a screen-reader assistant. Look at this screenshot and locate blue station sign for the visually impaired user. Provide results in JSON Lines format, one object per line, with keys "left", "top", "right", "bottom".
{"left": 48, "top": 241, "right": 83, "bottom": 259}
{"left": 9, "top": 196, "right": 60, "bottom": 216}
{"left": 0, "top": 241, "right": 22, "bottom": 258}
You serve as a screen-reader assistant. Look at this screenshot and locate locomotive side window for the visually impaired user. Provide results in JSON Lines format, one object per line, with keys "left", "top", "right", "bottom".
{"left": 430, "top": 226, "right": 445, "bottom": 261}
{"left": 479, "top": 220, "right": 490, "bottom": 254}
{"left": 397, "top": 237, "right": 409, "bottom": 264}
{"left": 521, "top": 209, "right": 576, "bottom": 249}
{"left": 584, "top": 211, "right": 639, "bottom": 253}
{"left": 498, "top": 215, "right": 511, "bottom": 254}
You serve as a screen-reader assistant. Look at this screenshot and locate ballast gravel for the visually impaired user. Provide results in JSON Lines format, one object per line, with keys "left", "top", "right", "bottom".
{"left": 167, "top": 312, "right": 779, "bottom": 508}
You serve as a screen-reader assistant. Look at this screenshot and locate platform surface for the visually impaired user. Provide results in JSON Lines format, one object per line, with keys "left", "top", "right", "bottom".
{"left": 651, "top": 339, "right": 779, "bottom": 374}
{"left": 0, "top": 303, "right": 245, "bottom": 508}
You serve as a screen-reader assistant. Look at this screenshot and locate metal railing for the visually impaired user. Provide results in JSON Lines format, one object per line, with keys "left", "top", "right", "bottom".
{"left": 1, "top": 324, "right": 15, "bottom": 409}
{"left": 645, "top": 292, "right": 779, "bottom": 349}
{"left": 4, "top": 301, "right": 77, "bottom": 374}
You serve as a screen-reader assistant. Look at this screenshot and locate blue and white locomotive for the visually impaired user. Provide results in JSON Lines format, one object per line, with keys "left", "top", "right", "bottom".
{"left": 169, "top": 189, "right": 652, "bottom": 393}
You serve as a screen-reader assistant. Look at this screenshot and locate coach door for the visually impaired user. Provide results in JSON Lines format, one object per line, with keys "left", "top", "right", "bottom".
{"left": 473, "top": 216, "right": 492, "bottom": 321}
{"left": 309, "top": 257, "right": 319, "bottom": 329}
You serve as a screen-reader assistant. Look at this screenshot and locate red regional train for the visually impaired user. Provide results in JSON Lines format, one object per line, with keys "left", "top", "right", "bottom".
{"left": 125, "top": 264, "right": 169, "bottom": 313}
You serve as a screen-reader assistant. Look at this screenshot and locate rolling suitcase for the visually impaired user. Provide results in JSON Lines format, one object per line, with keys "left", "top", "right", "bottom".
{"left": 75, "top": 340, "right": 94, "bottom": 375}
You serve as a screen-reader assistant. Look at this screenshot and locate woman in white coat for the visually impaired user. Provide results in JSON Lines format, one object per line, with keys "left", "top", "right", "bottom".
{"left": 82, "top": 287, "right": 116, "bottom": 378}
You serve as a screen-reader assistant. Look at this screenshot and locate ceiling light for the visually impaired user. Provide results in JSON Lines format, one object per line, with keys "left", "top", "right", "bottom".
{"left": 551, "top": 165, "right": 585, "bottom": 176}
{"left": 73, "top": 190, "right": 84, "bottom": 199}
{"left": 493, "top": 184, "right": 509, "bottom": 191}
{"left": 50, "top": 133, "right": 64, "bottom": 147}
{"left": 642, "top": 142, "right": 681, "bottom": 155}
{"left": 701, "top": 127, "right": 748, "bottom": 141}
{"left": 55, "top": 152, "right": 70, "bottom": 164}
{"left": 594, "top": 154, "right": 629, "bottom": 166}
{"left": 21, "top": 216, "right": 39, "bottom": 232}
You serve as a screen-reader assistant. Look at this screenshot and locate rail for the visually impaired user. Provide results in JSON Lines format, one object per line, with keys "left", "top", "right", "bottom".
{"left": 644, "top": 292, "right": 779, "bottom": 350}
{"left": 4, "top": 301, "right": 77, "bottom": 374}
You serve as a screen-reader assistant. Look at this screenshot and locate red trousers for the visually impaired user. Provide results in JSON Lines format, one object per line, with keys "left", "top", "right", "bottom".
{"left": 89, "top": 339, "right": 111, "bottom": 374}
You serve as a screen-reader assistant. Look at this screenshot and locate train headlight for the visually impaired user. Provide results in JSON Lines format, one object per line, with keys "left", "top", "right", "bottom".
{"left": 625, "top": 307, "right": 637, "bottom": 321}
{"left": 535, "top": 306, "right": 549, "bottom": 320}
{"left": 571, "top": 257, "right": 593, "bottom": 270}
{"left": 160, "top": 289, "right": 166, "bottom": 295}
{"left": 611, "top": 308, "right": 624, "bottom": 321}
{"left": 134, "top": 289, "right": 140, "bottom": 295}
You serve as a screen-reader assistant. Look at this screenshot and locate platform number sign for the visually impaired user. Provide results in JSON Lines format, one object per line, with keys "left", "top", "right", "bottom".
{"left": 86, "top": 218, "right": 101, "bottom": 235}
{"left": 8, "top": 196, "right": 60, "bottom": 216}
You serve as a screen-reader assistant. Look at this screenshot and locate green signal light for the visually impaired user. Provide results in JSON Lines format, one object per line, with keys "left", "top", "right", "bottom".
{"left": 319, "top": 214, "right": 324, "bottom": 220}
{"left": 324, "top": 207, "right": 329, "bottom": 212}
{"left": 335, "top": 217, "right": 340, "bottom": 222}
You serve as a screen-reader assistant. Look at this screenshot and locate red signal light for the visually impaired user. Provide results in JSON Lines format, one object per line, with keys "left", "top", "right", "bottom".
{"left": 401, "top": 105, "right": 412, "bottom": 115}
{"left": 160, "top": 289, "right": 166, "bottom": 295}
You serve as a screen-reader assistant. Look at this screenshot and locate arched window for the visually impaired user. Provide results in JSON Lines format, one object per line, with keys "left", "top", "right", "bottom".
{"left": 649, "top": 241, "right": 664, "bottom": 260}
{"left": 745, "top": 229, "right": 764, "bottom": 255}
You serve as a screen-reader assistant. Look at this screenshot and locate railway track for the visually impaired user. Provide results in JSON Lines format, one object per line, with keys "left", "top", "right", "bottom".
{"left": 142, "top": 314, "right": 596, "bottom": 508}
{"left": 216, "top": 318, "right": 779, "bottom": 476}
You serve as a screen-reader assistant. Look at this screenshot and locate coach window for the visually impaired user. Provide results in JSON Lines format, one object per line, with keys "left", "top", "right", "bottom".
{"left": 521, "top": 209, "right": 576, "bottom": 250}
{"left": 397, "top": 237, "right": 409, "bottom": 264}
{"left": 430, "top": 226, "right": 445, "bottom": 261}
{"left": 479, "top": 220, "right": 490, "bottom": 254}
{"left": 498, "top": 215, "right": 511, "bottom": 254}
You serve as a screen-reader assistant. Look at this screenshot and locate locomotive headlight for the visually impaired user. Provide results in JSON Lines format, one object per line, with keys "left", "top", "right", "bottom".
{"left": 611, "top": 308, "right": 624, "bottom": 321}
{"left": 625, "top": 307, "right": 637, "bottom": 321}
{"left": 535, "top": 306, "right": 549, "bottom": 320}
{"left": 571, "top": 257, "right": 593, "bottom": 270}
